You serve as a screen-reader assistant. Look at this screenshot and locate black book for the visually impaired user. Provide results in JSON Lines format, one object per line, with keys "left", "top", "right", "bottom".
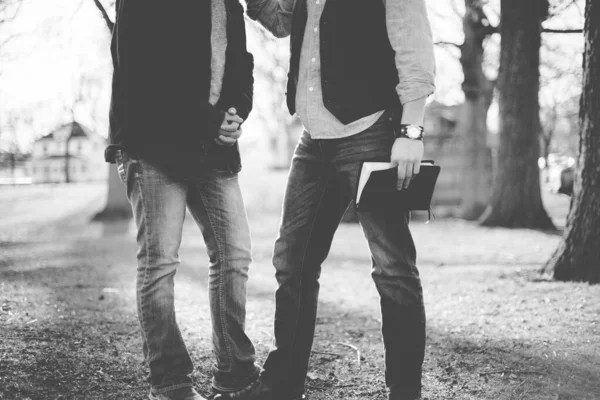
{"left": 355, "top": 161, "right": 441, "bottom": 211}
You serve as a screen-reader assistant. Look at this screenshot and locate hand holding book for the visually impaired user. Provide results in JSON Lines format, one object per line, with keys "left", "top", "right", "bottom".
{"left": 356, "top": 161, "right": 441, "bottom": 212}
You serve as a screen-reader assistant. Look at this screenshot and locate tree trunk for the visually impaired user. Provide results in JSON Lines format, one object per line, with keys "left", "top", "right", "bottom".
{"left": 65, "top": 136, "right": 71, "bottom": 183}
{"left": 457, "top": 0, "right": 494, "bottom": 220}
{"left": 93, "top": 163, "right": 133, "bottom": 221}
{"left": 479, "top": 0, "right": 554, "bottom": 229}
{"left": 544, "top": 0, "right": 600, "bottom": 283}
{"left": 9, "top": 151, "right": 15, "bottom": 179}
{"left": 90, "top": 1, "right": 132, "bottom": 221}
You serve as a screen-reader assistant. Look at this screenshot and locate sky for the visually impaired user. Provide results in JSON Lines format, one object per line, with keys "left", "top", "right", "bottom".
{"left": 0, "top": 0, "right": 585, "bottom": 153}
{"left": 0, "top": 0, "right": 112, "bottom": 151}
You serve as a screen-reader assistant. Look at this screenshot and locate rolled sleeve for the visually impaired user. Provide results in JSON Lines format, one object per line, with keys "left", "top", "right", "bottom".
{"left": 246, "top": 0, "right": 295, "bottom": 38}
{"left": 385, "top": 0, "right": 436, "bottom": 104}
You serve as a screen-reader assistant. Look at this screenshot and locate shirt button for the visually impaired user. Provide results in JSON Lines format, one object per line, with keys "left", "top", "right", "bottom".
{"left": 314, "top": 27, "right": 318, "bottom": 33}
{"left": 311, "top": 57, "right": 316, "bottom": 63}
{"left": 309, "top": 87, "right": 314, "bottom": 92}
{"left": 316, "top": 0, "right": 320, "bottom": 4}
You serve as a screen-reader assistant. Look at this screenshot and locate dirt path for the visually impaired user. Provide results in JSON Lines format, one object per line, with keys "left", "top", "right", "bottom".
{"left": 1, "top": 185, "right": 598, "bottom": 400}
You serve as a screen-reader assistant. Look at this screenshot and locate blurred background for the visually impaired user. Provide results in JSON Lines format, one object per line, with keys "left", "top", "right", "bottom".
{"left": 0, "top": 0, "right": 583, "bottom": 202}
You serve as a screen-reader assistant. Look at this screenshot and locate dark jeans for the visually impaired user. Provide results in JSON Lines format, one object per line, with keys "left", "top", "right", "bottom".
{"left": 261, "top": 118, "right": 426, "bottom": 399}
{"left": 116, "top": 150, "right": 259, "bottom": 395}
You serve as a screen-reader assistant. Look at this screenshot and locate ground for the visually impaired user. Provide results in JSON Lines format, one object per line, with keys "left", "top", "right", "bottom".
{"left": 0, "top": 174, "right": 599, "bottom": 400}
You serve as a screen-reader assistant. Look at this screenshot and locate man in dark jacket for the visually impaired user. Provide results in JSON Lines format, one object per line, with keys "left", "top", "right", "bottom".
{"left": 106, "top": 1, "right": 259, "bottom": 399}
{"left": 216, "top": 0, "right": 436, "bottom": 400}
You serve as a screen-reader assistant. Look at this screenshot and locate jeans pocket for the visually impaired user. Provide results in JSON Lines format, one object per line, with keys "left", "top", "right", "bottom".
{"left": 208, "top": 140, "right": 241, "bottom": 173}
{"left": 115, "top": 150, "right": 129, "bottom": 184}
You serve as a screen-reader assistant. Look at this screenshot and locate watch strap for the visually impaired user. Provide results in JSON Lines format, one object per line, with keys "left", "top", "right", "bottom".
{"left": 394, "top": 124, "right": 424, "bottom": 140}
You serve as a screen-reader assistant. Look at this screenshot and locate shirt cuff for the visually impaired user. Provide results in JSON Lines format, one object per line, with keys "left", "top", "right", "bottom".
{"left": 397, "top": 81, "right": 436, "bottom": 105}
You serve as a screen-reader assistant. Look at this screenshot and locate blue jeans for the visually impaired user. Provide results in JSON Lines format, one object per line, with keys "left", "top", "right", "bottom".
{"left": 261, "top": 116, "right": 426, "bottom": 400}
{"left": 116, "top": 150, "right": 259, "bottom": 395}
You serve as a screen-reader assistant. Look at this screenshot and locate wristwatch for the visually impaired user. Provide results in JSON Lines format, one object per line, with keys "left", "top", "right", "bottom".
{"left": 394, "top": 124, "right": 424, "bottom": 141}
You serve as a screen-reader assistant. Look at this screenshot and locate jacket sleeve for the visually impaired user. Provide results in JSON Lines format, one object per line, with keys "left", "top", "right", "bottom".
{"left": 232, "top": 51, "right": 255, "bottom": 121}
{"left": 221, "top": 0, "right": 255, "bottom": 121}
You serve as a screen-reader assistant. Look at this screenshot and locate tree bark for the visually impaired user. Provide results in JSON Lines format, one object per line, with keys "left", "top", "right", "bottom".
{"left": 93, "top": 164, "right": 133, "bottom": 221}
{"left": 457, "top": 0, "right": 495, "bottom": 220}
{"left": 92, "top": 0, "right": 114, "bottom": 31}
{"left": 479, "top": 0, "right": 555, "bottom": 230}
{"left": 545, "top": 0, "right": 600, "bottom": 283}
{"left": 65, "top": 134, "right": 71, "bottom": 183}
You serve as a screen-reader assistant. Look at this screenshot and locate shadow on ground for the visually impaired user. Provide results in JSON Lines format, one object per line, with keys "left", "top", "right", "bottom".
{"left": 1, "top": 205, "right": 599, "bottom": 400}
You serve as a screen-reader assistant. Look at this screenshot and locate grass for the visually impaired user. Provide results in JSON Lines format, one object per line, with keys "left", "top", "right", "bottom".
{"left": 0, "top": 178, "right": 598, "bottom": 400}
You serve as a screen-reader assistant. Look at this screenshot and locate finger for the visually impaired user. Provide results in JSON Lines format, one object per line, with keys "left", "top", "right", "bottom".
{"left": 225, "top": 114, "right": 244, "bottom": 124}
{"left": 220, "top": 129, "right": 242, "bottom": 140}
{"left": 217, "top": 135, "right": 237, "bottom": 145}
{"left": 228, "top": 130, "right": 242, "bottom": 140}
{"left": 220, "top": 123, "right": 240, "bottom": 132}
{"left": 403, "top": 163, "right": 413, "bottom": 188}
{"left": 227, "top": 107, "right": 237, "bottom": 115}
{"left": 396, "top": 164, "right": 406, "bottom": 190}
{"left": 413, "top": 162, "right": 421, "bottom": 177}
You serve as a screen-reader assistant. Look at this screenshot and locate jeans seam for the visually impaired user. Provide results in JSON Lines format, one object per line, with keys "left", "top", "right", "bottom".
{"left": 136, "top": 167, "right": 152, "bottom": 365}
{"left": 287, "top": 174, "right": 330, "bottom": 376}
{"left": 197, "top": 188, "right": 234, "bottom": 373}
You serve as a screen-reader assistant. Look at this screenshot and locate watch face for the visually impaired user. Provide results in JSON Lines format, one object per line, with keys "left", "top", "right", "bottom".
{"left": 406, "top": 126, "right": 422, "bottom": 139}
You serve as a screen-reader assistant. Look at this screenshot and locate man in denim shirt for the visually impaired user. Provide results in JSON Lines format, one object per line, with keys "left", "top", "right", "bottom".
{"left": 106, "top": 1, "right": 261, "bottom": 399}
{"left": 216, "top": 1, "right": 435, "bottom": 400}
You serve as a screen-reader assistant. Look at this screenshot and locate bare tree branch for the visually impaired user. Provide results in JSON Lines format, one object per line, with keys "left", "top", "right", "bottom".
{"left": 547, "top": 0, "right": 580, "bottom": 18}
{"left": 0, "top": 0, "right": 23, "bottom": 24}
{"left": 435, "top": 41, "right": 463, "bottom": 50}
{"left": 542, "top": 28, "right": 583, "bottom": 33}
{"left": 0, "top": 31, "right": 25, "bottom": 49}
{"left": 91, "top": 0, "right": 114, "bottom": 32}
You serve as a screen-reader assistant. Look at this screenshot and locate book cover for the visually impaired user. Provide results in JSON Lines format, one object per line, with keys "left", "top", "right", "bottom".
{"left": 356, "top": 162, "right": 441, "bottom": 211}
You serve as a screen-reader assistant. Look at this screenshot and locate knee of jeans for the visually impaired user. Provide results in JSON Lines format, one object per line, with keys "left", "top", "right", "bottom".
{"left": 371, "top": 256, "right": 419, "bottom": 280}
{"left": 272, "top": 234, "right": 291, "bottom": 267}
{"left": 219, "top": 243, "right": 252, "bottom": 272}
{"left": 137, "top": 241, "right": 180, "bottom": 272}
{"left": 273, "top": 253, "right": 311, "bottom": 287}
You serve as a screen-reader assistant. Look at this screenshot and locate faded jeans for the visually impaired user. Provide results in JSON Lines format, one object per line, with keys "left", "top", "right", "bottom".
{"left": 116, "top": 150, "right": 259, "bottom": 395}
{"left": 261, "top": 115, "right": 426, "bottom": 400}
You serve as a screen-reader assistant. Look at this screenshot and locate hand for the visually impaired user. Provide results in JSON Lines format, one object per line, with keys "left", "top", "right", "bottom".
{"left": 390, "top": 138, "right": 424, "bottom": 190}
{"left": 215, "top": 108, "right": 244, "bottom": 146}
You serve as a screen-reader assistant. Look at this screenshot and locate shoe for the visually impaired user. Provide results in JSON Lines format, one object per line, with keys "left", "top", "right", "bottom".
{"left": 213, "top": 378, "right": 271, "bottom": 400}
{"left": 149, "top": 386, "right": 207, "bottom": 400}
{"left": 388, "top": 388, "right": 421, "bottom": 400}
{"left": 213, "top": 378, "right": 306, "bottom": 400}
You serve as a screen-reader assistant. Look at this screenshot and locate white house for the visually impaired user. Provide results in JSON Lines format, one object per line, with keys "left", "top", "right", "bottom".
{"left": 30, "top": 122, "right": 107, "bottom": 184}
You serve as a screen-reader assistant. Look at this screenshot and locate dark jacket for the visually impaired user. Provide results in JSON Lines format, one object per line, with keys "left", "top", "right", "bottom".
{"left": 287, "top": 0, "right": 401, "bottom": 124}
{"left": 105, "top": 0, "right": 254, "bottom": 174}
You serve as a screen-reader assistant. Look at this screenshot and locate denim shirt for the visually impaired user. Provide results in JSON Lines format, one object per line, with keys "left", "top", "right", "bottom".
{"left": 210, "top": 0, "right": 228, "bottom": 106}
{"left": 246, "top": 0, "right": 436, "bottom": 135}
{"left": 295, "top": 0, "right": 384, "bottom": 138}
